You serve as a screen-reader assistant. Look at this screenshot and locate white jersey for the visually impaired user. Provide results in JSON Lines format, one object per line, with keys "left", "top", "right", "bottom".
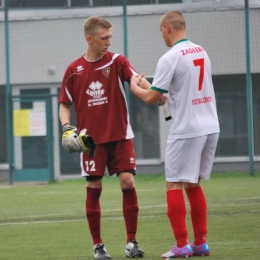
{"left": 152, "top": 39, "right": 220, "bottom": 139}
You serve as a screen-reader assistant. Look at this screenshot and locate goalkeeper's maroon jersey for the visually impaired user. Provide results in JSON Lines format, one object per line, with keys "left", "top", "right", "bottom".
{"left": 59, "top": 52, "right": 137, "bottom": 144}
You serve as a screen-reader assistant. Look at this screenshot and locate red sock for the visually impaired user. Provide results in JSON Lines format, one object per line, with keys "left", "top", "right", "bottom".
{"left": 86, "top": 187, "right": 102, "bottom": 245}
{"left": 122, "top": 188, "right": 139, "bottom": 242}
{"left": 185, "top": 186, "right": 207, "bottom": 245}
{"left": 167, "top": 189, "right": 188, "bottom": 248}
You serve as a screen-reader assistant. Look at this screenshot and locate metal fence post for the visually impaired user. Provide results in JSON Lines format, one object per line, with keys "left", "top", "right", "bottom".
{"left": 4, "top": 0, "right": 14, "bottom": 184}
{"left": 245, "top": 0, "right": 254, "bottom": 176}
{"left": 123, "top": 0, "right": 130, "bottom": 109}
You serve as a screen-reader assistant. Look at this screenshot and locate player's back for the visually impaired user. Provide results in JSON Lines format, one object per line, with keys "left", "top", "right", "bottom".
{"left": 166, "top": 40, "right": 219, "bottom": 139}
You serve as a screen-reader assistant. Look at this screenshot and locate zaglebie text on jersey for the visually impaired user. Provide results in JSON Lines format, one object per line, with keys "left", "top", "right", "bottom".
{"left": 181, "top": 46, "right": 204, "bottom": 56}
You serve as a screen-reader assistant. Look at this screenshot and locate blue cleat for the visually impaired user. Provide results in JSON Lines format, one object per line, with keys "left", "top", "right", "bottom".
{"left": 161, "top": 243, "right": 193, "bottom": 258}
{"left": 191, "top": 242, "right": 210, "bottom": 256}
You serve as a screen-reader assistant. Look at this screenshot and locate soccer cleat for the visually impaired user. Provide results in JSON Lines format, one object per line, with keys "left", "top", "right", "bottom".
{"left": 191, "top": 242, "right": 210, "bottom": 256}
{"left": 161, "top": 243, "right": 193, "bottom": 258}
{"left": 94, "top": 244, "right": 111, "bottom": 259}
{"left": 125, "top": 239, "right": 145, "bottom": 258}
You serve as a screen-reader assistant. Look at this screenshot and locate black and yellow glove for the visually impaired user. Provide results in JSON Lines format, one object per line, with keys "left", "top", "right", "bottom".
{"left": 78, "top": 129, "right": 96, "bottom": 158}
{"left": 62, "top": 124, "right": 96, "bottom": 158}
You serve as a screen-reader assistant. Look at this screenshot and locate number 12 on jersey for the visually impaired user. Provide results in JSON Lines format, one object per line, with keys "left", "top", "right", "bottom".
{"left": 193, "top": 58, "right": 204, "bottom": 91}
{"left": 85, "top": 160, "right": 96, "bottom": 172}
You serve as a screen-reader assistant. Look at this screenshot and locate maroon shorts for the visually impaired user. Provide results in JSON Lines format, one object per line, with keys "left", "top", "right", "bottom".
{"left": 81, "top": 139, "right": 136, "bottom": 177}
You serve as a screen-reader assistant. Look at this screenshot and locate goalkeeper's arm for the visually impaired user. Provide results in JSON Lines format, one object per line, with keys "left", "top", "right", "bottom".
{"left": 59, "top": 103, "right": 71, "bottom": 129}
{"left": 59, "top": 103, "right": 96, "bottom": 157}
{"left": 60, "top": 103, "right": 81, "bottom": 152}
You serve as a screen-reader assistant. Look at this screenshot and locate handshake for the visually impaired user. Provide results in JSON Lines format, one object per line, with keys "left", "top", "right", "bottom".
{"left": 62, "top": 123, "right": 96, "bottom": 158}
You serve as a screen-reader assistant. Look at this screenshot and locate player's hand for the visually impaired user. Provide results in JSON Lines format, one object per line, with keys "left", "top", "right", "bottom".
{"left": 62, "top": 125, "right": 96, "bottom": 158}
{"left": 131, "top": 74, "right": 144, "bottom": 87}
{"left": 62, "top": 123, "right": 82, "bottom": 153}
{"left": 158, "top": 95, "right": 167, "bottom": 106}
{"left": 78, "top": 129, "right": 96, "bottom": 158}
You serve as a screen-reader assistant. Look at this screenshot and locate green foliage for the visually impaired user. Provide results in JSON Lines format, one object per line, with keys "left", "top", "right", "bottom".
{"left": 0, "top": 172, "right": 260, "bottom": 259}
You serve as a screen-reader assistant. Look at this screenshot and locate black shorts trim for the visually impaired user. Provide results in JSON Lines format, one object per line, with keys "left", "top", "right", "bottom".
{"left": 85, "top": 176, "right": 103, "bottom": 181}
{"left": 117, "top": 170, "right": 136, "bottom": 176}
{"left": 85, "top": 170, "right": 136, "bottom": 181}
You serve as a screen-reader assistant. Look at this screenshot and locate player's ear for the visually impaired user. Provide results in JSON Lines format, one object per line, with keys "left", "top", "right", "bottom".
{"left": 86, "top": 35, "right": 92, "bottom": 43}
{"left": 165, "top": 23, "right": 171, "bottom": 34}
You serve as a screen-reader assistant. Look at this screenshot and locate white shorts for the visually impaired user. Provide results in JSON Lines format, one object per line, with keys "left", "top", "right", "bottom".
{"left": 165, "top": 133, "right": 219, "bottom": 183}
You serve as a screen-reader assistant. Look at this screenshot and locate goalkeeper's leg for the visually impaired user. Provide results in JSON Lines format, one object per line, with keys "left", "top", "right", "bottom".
{"left": 122, "top": 188, "right": 139, "bottom": 241}
{"left": 120, "top": 173, "right": 139, "bottom": 242}
{"left": 86, "top": 185, "right": 103, "bottom": 245}
{"left": 119, "top": 172, "right": 144, "bottom": 258}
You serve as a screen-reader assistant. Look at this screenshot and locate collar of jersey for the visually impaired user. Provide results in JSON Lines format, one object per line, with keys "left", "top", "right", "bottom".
{"left": 173, "top": 38, "right": 188, "bottom": 46}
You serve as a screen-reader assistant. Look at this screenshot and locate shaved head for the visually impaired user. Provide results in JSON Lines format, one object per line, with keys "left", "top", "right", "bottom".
{"left": 160, "top": 11, "right": 186, "bottom": 31}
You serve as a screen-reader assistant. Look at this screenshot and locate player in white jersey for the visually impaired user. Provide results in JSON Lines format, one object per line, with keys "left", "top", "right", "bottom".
{"left": 130, "top": 10, "right": 220, "bottom": 258}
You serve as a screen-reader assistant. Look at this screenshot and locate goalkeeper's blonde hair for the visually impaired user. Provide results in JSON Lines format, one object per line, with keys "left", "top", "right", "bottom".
{"left": 84, "top": 16, "right": 112, "bottom": 37}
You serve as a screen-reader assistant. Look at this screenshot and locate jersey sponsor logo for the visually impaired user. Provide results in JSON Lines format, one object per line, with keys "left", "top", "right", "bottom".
{"left": 86, "top": 81, "right": 104, "bottom": 98}
{"left": 192, "top": 96, "right": 212, "bottom": 105}
{"left": 130, "top": 157, "right": 135, "bottom": 164}
{"left": 86, "top": 81, "right": 108, "bottom": 107}
{"left": 76, "top": 65, "right": 84, "bottom": 72}
{"left": 181, "top": 46, "right": 204, "bottom": 56}
{"left": 102, "top": 67, "right": 110, "bottom": 78}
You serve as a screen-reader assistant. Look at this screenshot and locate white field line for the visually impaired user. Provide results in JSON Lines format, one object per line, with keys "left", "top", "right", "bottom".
{"left": 2, "top": 207, "right": 259, "bottom": 227}
{"left": 218, "top": 197, "right": 260, "bottom": 201}
{"left": 1, "top": 196, "right": 259, "bottom": 221}
{"left": 0, "top": 204, "right": 167, "bottom": 225}
{"left": 1, "top": 201, "right": 259, "bottom": 227}
{"left": 2, "top": 208, "right": 259, "bottom": 226}
{"left": 0, "top": 189, "right": 156, "bottom": 195}
{"left": 0, "top": 204, "right": 166, "bottom": 218}
{"left": 0, "top": 204, "right": 167, "bottom": 221}
{"left": 0, "top": 219, "right": 83, "bottom": 225}
{"left": 1, "top": 213, "right": 71, "bottom": 219}
{"left": 0, "top": 214, "right": 166, "bottom": 226}
{"left": 103, "top": 204, "right": 167, "bottom": 212}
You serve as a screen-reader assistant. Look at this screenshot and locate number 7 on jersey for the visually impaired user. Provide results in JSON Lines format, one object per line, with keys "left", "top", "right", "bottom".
{"left": 193, "top": 58, "right": 204, "bottom": 91}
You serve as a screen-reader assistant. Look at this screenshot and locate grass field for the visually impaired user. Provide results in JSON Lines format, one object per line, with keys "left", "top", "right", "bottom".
{"left": 0, "top": 172, "right": 260, "bottom": 260}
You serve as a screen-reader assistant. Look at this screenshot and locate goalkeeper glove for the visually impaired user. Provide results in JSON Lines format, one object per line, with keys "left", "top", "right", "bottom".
{"left": 78, "top": 129, "right": 96, "bottom": 158}
{"left": 62, "top": 123, "right": 82, "bottom": 153}
{"left": 62, "top": 124, "right": 96, "bottom": 158}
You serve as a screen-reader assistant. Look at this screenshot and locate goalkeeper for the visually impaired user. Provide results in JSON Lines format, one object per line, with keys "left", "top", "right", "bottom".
{"left": 58, "top": 16, "right": 151, "bottom": 260}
